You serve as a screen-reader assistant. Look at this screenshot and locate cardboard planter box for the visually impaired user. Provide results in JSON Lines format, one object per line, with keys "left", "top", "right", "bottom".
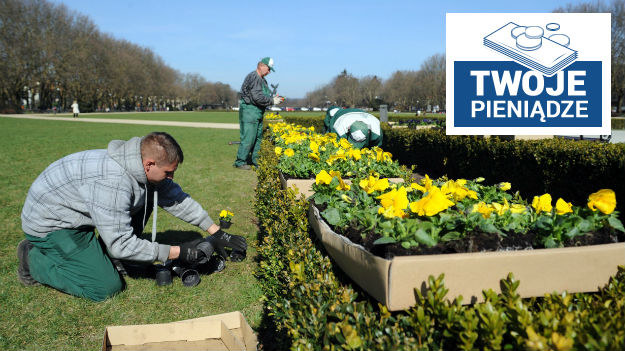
{"left": 103, "top": 311, "right": 257, "bottom": 351}
{"left": 308, "top": 205, "right": 625, "bottom": 311}
{"left": 279, "top": 172, "right": 404, "bottom": 198}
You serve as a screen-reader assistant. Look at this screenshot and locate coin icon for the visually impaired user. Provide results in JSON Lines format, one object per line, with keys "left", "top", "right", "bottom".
{"left": 525, "top": 26, "right": 544, "bottom": 39}
{"left": 511, "top": 26, "right": 527, "bottom": 39}
{"left": 549, "top": 34, "right": 570, "bottom": 47}
{"left": 546, "top": 22, "right": 560, "bottom": 31}
{"left": 516, "top": 33, "right": 542, "bottom": 51}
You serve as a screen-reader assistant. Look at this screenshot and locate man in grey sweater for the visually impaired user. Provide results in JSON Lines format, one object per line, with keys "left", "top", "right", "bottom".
{"left": 18, "top": 132, "right": 246, "bottom": 301}
{"left": 233, "top": 57, "right": 284, "bottom": 170}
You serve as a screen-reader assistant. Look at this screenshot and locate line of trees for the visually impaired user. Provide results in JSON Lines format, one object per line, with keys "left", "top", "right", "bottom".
{"left": 555, "top": 0, "right": 625, "bottom": 113}
{"left": 2, "top": 0, "right": 623, "bottom": 114}
{"left": 0, "top": 0, "right": 237, "bottom": 113}
{"left": 300, "top": 53, "right": 445, "bottom": 112}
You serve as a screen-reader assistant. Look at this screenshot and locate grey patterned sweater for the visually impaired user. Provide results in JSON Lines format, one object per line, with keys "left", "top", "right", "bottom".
{"left": 21, "top": 137, "right": 214, "bottom": 262}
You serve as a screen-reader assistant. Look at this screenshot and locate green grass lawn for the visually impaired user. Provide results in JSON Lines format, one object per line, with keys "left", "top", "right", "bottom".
{"left": 0, "top": 117, "right": 261, "bottom": 350}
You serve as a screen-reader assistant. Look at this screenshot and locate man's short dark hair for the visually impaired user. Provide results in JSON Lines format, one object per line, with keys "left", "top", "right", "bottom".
{"left": 140, "top": 132, "right": 184, "bottom": 165}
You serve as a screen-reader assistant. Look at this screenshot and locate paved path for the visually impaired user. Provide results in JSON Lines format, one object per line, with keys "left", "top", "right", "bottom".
{"left": 0, "top": 114, "right": 239, "bottom": 129}
{"left": 3, "top": 114, "right": 624, "bottom": 142}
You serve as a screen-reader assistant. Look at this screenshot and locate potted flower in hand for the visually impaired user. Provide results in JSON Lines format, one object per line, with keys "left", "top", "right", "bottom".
{"left": 219, "top": 210, "right": 234, "bottom": 229}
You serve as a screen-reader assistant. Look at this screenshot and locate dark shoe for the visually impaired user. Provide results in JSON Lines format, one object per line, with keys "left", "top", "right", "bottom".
{"left": 235, "top": 164, "right": 252, "bottom": 170}
{"left": 17, "top": 239, "right": 40, "bottom": 286}
{"left": 111, "top": 258, "right": 128, "bottom": 276}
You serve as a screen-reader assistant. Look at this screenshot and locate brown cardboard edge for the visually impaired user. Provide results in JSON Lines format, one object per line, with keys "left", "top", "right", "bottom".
{"left": 102, "top": 320, "right": 241, "bottom": 350}
{"left": 177, "top": 311, "right": 257, "bottom": 351}
{"left": 309, "top": 204, "right": 391, "bottom": 305}
{"left": 387, "top": 242, "right": 625, "bottom": 310}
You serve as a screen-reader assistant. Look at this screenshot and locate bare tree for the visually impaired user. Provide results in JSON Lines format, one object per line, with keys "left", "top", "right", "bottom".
{"left": 555, "top": 0, "right": 625, "bottom": 113}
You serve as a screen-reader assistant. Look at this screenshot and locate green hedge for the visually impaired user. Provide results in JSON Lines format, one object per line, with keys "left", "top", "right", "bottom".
{"left": 388, "top": 115, "right": 446, "bottom": 123}
{"left": 382, "top": 126, "right": 625, "bottom": 213}
{"left": 284, "top": 116, "right": 325, "bottom": 131}
{"left": 254, "top": 135, "right": 625, "bottom": 350}
{"left": 613, "top": 118, "right": 625, "bottom": 130}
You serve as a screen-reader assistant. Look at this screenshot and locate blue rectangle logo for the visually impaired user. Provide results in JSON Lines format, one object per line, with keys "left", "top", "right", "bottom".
{"left": 453, "top": 61, "right": 602, "bottom": 127}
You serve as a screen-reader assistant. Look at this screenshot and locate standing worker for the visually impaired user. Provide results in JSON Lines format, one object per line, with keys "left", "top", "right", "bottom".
{"left": 71, "top": 100, "right": 80, "bottom": 118}
{"left": 233, "top": 57, "right": 284, "bottom": 170}
{"left": 17, "top": 132, "right": 247, "bottom": 301}
{"left": 324, "top": 106, "right": 383, "bottom": 149}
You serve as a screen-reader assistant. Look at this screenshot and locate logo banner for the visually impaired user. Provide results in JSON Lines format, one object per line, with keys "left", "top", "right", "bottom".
{"left": 446, "top": 13, "right": 611, "bottom": 135}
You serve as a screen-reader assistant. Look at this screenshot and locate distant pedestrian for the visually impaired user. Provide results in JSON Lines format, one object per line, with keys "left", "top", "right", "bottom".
{"left": 233, "top": 57, "right": 284, "bottom": 170}
{"left": 71, "top": 100, "right": 80, "bottom": 118}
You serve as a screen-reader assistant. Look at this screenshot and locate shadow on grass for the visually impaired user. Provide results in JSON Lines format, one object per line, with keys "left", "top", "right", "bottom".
{"left": 120, "top": 230, "right": 206, "bottom": 280}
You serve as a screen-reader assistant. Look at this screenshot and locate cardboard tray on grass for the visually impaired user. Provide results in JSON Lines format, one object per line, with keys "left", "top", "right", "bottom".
{"left": 308, "top": 204, "right": 625, "bottom": 311}
{"left": 103, "top": 311, "right": 257, "bottom": 351}
{"left": 279, "top": 172, "right": 404, "bottom": 198}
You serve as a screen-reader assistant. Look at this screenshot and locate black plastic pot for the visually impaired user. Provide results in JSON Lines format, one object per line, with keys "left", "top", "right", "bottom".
{"left": 219, "top": 219, "right": 232, "bottom": 229}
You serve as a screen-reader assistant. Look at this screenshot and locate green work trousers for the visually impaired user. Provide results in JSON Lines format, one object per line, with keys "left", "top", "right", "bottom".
{"left": 26, "top": 228, "right": 123, "bottom": 302}
{"left": 234, "top": 102, "right": 264, "bottom": 167}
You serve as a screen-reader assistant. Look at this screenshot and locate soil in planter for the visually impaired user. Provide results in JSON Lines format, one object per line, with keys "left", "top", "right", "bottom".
{"left": 340, "top": 223, "right": 624, "bottom": 259}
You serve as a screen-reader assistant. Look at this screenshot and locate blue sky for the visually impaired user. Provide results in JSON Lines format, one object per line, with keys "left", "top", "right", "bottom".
{"left": 50, "top": 0, "right": 585, "bottom": 98}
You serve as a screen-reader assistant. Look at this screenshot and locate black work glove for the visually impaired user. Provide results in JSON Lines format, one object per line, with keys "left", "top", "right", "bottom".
{"left": 206, "top": 230, "right": 247, "bottom": 260}
{"left": 178, "top": 239, "right": 205, "bottom": 265}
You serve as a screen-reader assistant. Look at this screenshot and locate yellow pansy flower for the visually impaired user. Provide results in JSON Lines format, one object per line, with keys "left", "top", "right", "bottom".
{"left": 491, "top": 198, "right": 510, "bottom": 216}
{"left": 532, "top": 194, "right": 553, "bottom": 214}
{"left": 339, "top": 138, "right": 352, "bottom": 149}
{"left": 347, "top": 148, "right": 362, "bottom": 161}
{"left": 587, "top": 189, "right": 616, "bottom": 214}
{"left": 441, "top": 179, "right": 478, "bottom": 201}
{"left": 315, "top": 170, "right": 332, "bottom": 185}
{"left": 341, "top": 194, "right": 353, "bottom": 203}
{"left": 420, "top": 174, "right": 434, "bottom": 192}
{"left": 274, "top": 147, "right": 282, "bottom": 156}
{"left": 472, "top": 201, "right": 495, "bottom": 219}
{"left": 499, "top": 182, "right": 512, "bottom": 191}
{"left": 359, "top": 176, "right": 389, "bottom": 194}
{"left": 219, "top": 210, "right": 234, "bottom": 218}
{"left": 555, "top": 198, "right": 573, "bottom": 215}
{"left": 410, "top": 182, "right": 427, "bottom": 193}
{"left": 509, "top": 203, "right": 527, "bottom": 214}
{"left": 309, "top": 140, "right": 319, "bottom": 153}
{"left": 410, "top": 187, "right": 455, "bottom": 216}
{"left": 376, "top": 186, "right": 409, "bottom": 218}
{"left": 308, "top": 152, "right": 320, "bottom": 162}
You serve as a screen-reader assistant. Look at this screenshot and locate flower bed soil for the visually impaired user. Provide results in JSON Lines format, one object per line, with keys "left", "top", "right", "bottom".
{"left": 344, "top": 226, "right": 624, "bottom": 259}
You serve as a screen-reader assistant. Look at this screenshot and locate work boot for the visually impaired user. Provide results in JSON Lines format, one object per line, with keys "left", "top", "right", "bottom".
{"left": 110, "top": 258, "right": 128, "bottom": 276}
{"left": 235, "top": 164, "right": 252, "bottom": 170}
{"left": 17, "top": 239, "right": 40, "bottom": 286}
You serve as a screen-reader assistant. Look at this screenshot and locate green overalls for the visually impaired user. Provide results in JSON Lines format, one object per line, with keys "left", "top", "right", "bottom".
{"left": 234, "top": 83, "right": 271, "bottom": 167}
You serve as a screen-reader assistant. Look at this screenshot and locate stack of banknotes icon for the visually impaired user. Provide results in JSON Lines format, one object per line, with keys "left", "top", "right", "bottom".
{"left": 483, "top": 22, "right": 578, "bottom": 77}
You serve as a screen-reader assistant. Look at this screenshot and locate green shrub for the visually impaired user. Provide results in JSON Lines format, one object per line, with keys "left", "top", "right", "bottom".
{"left": 612, "top": 118, "right": 625, "bottom": 130}
{"left": 255, "top": 134, "right": 625, "bottom": 350}
{"left": 382, "top": 126, "right": 625, "bottom": 212}
{"left": 388, "top": 115, "right": 446, "bottom": 124}
{"left": 284, "top": 116, "right": 325, "bottom": 131}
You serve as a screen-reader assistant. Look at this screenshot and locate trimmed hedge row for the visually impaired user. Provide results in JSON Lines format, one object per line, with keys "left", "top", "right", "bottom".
{"left": 382, "top": 126, "right": 625, "bottom": 213}
{"left": 254, "top": 136, "right": 625, "bottom": 350}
